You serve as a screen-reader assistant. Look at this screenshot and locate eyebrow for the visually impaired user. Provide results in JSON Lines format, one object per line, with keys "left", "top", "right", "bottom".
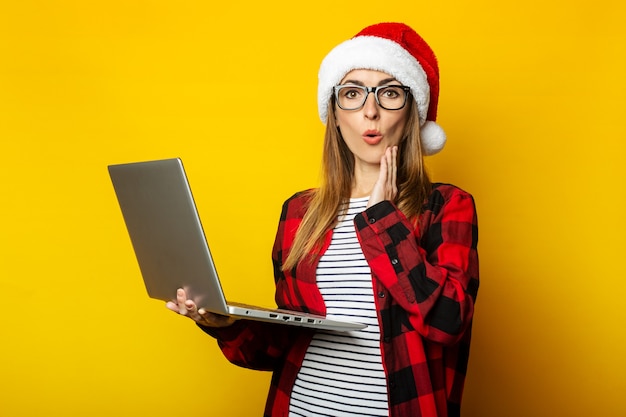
{"left": 340, "top": 77, "right": 400, "bottom": 86}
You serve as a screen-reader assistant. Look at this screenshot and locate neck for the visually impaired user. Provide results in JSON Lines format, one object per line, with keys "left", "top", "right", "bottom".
{"left": 351, "top": 162, "right": 379, "bottom": 198}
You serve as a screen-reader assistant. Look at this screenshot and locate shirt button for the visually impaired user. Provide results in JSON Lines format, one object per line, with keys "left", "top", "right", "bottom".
{"left": 391, "top": 258, "right": 398, "bottom": 265}
{"left": 369, "top": 218, "right": 376, "bottom": 224}
{"left": 378, "top": 291, "right": 385, "bottom": 298}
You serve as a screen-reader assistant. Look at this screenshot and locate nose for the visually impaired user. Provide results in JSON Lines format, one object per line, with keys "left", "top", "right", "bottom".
{"left": 362, "top": 91, "right": 380, "bottom": 119}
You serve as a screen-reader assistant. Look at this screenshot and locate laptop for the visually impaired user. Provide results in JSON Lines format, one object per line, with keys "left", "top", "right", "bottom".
{"left": 108, "top": 158, "right": 366, "bottom": 332}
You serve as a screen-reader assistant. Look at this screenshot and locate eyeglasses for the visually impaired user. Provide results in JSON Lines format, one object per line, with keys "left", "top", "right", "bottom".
{"left": 333, "top": 84, "right": 411, "bottom": 111}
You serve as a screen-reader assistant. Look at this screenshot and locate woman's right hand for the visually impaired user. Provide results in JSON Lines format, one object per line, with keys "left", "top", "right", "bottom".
{"left": 166, "top": 288, "right": 236, "bottom": 328}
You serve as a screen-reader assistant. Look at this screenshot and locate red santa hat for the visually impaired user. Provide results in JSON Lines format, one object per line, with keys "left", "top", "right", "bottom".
{"left": 317, "top": 22, "right": 446, "bottom": 155}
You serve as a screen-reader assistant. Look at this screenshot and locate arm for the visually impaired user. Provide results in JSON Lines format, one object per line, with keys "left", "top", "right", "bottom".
{"left": 166, "top": 289, "right": 297, "bottom": 371}
{"left": 354, "top": 185, "right": 479, "bottom": 345}
{"left": 199, "top": 319, "right": 299, "bottom": 371}
{"left": 165, "top": 193, "right": 313, "bottom": 370}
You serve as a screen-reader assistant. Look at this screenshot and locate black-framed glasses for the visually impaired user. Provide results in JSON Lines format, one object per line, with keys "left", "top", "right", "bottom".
{"left": 333, "top": 84, "right": 411, "bottom": 111}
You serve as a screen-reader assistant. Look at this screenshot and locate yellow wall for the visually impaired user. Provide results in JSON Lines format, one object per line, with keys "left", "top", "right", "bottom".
{"left": 1, "top": 1, "right": 624, "bottom": 416}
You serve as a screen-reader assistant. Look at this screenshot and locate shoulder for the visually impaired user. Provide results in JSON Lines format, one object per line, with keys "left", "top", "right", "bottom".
{"left": 430, "top": 182, "right": 474, "bottom": 200}
{"left": 279, "top": 189, "right": 316, "bottom": 220}
{"left": 424, "top": 183, "right": 476, "bottom": 216}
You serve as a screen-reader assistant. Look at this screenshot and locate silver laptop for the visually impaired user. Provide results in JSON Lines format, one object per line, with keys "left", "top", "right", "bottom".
{"left": 108, "top": 158, "right": 366, "bottom": 332}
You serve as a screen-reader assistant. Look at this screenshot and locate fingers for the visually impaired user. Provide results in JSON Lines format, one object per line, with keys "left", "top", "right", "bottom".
{"left": 165, "top": 301, "right": 179, "bottom": 312}
{"left": 184, "top": 300, "right": 201, "bottom": 320}
{"left": 378, "top": 148, "right": 389, "bottom": 185}
{"left": 176, "top": 288, "right": 188, "bottom": 314}
{"left": 389, "top": 146, "right": 397, "bottom": 197}
{"left": 382, "top": 146, "right": 398, "bottom": 199}
{"left": 166, "top": 288, "right": 236, "bottom": 328}
{"left": 367, "top": 146, "right": 398, "bottom": 208}
{"left": 170, "top": 288, "right": 199, "bottom": 318}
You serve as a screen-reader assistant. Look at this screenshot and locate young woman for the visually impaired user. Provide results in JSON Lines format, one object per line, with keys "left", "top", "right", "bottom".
{"left": 167, "top": 22, "right": 479, "bottom": 417}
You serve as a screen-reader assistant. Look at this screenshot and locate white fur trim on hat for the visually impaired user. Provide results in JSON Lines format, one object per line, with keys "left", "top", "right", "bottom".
{"left": 318, "top": 35, "right": 430, "bottom": 126}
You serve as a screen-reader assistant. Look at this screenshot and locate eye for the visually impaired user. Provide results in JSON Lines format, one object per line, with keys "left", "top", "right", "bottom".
{"left": 380, "top": 86, "right": 403, "bottom": 99}
{"left": 339, "top": 86, "right": 364, "bottom": 100}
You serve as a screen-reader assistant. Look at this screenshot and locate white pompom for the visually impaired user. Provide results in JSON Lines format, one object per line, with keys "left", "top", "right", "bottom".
{"left": 420, "top": 121, "right": 446, "bottom": 156}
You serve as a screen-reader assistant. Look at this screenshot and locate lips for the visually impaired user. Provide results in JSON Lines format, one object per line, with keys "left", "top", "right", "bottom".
{"left": 362, "top": 130, "right": 383, "bottom": 145}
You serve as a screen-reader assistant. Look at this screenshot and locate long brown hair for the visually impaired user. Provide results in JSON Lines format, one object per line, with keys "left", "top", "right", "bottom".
{"left": 282, "top": 97, "right": 431, "bottom": 271}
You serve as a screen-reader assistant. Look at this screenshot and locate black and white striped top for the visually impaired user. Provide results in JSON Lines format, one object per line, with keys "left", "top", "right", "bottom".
{"left": 288, "top": 197, "right": 389, "bottom": 417}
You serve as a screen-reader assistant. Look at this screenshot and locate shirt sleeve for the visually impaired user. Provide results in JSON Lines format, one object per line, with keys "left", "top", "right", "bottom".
{"left": 354, "top": 185, "right": 479, "bottom": 345}
{"left": 198, "top": 320, "right": 300, "bottom": 371}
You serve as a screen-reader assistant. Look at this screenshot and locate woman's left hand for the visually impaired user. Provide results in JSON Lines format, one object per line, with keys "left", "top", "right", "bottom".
{"left": 368, "top": 146, "right": 398, "bottom": 207}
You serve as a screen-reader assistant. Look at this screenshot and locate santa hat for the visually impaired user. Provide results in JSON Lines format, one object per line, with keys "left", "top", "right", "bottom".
{"left": 317, "top": 22, "right": 446, "bottom": 155}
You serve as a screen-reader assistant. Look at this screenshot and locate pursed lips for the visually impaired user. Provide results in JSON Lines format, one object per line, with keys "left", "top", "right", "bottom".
{"left": 362, "top": 129, "right": 383, "bottom": 145}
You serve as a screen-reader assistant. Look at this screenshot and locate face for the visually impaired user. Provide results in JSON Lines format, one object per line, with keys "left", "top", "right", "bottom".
{"left": 335, "top": 69, "right": 410, "bottom": 169}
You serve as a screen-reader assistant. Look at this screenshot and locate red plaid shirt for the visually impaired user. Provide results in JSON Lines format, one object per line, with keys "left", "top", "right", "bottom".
{"left": 203, "top": 183, "right": 479, "bottom": 417}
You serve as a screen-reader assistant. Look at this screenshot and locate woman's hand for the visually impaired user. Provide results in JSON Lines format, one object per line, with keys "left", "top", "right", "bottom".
{"left": 166, "top": 288, "right": 236, "bottom": 328}
{"left": 368, "top": 146, "right": 398, "bottom": 208}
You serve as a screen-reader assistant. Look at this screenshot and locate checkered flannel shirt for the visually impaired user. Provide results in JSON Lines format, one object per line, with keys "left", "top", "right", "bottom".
{"left": 202, "top": 183, "right": 479, "bottom": 417}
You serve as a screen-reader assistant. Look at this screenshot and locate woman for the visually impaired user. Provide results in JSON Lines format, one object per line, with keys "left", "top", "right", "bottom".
{"left": 167, "top": 22, "right": 479, "bottom": 417}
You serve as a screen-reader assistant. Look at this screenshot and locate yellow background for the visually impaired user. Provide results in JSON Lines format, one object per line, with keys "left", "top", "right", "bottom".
{"left": 1, "top": 0, "right": 624, "bottom": 416}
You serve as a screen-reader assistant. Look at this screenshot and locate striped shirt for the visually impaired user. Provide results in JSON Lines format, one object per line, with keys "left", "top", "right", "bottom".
{"left": 288, "top": 197, "right": 389, "bottom": 417}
